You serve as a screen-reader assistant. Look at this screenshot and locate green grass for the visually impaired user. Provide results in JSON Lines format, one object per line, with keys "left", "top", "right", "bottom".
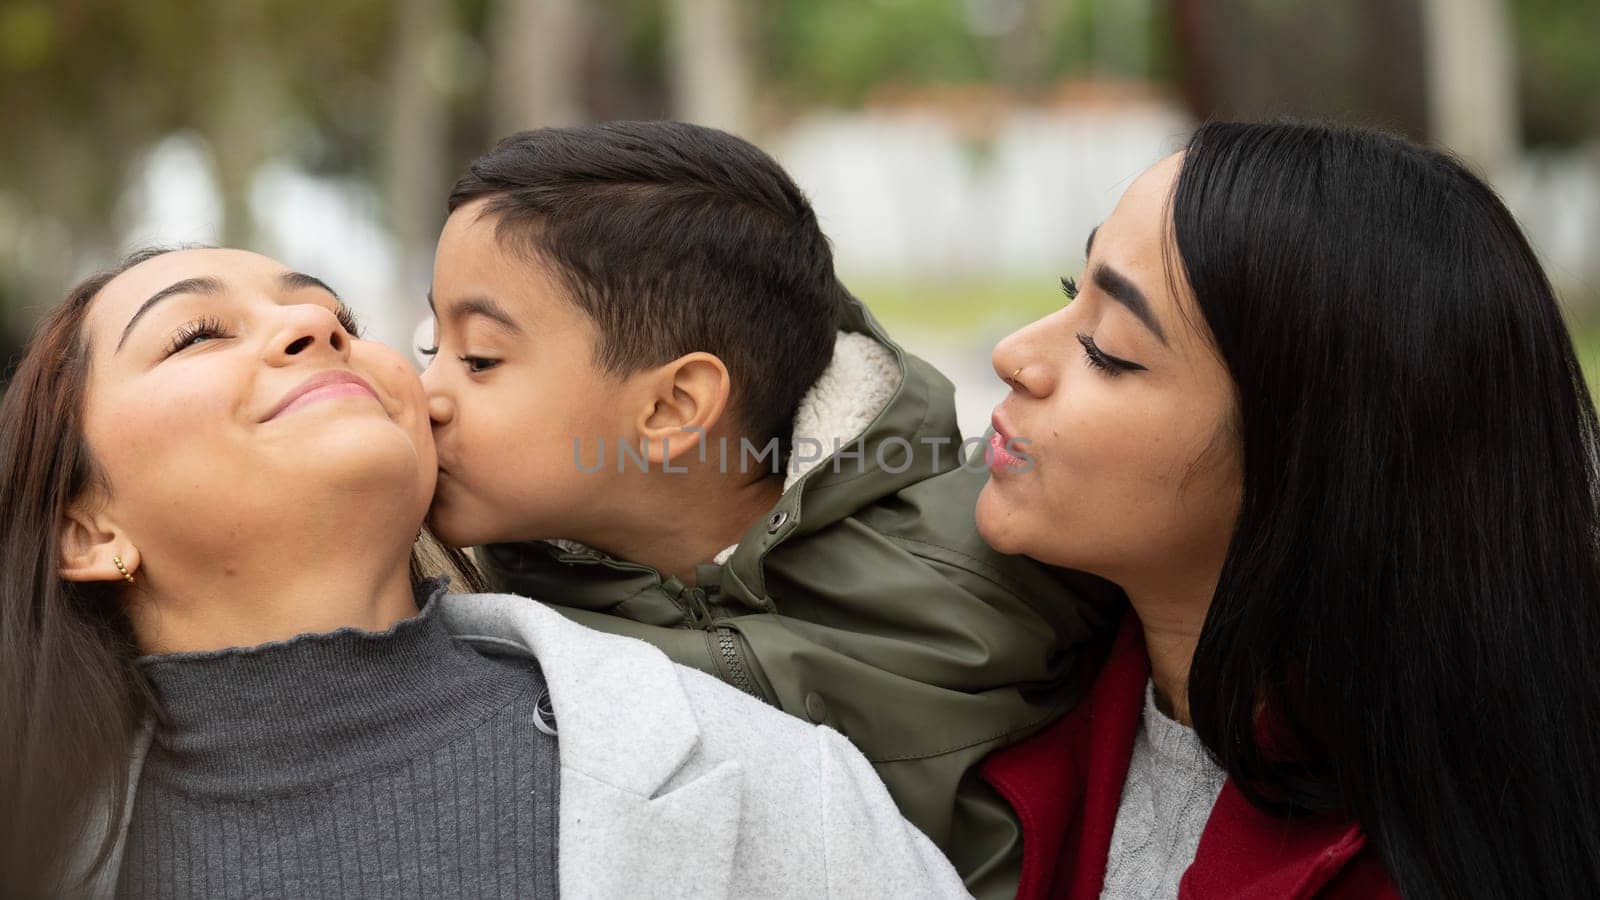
{"left": 850, "top": 276, "right": 1065, "bottom": 334}
{"left": 1572, "top": 328, "right": 1600, "bottom": 397}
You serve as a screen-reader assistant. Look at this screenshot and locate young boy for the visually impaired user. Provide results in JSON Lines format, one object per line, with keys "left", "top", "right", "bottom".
{"left": 420, "top": 121, "right": 1117, "bottom": 899}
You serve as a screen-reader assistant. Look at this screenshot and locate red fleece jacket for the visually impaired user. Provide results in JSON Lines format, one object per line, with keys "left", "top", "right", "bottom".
{"left": 980, "top": 616, "right": 1399, "bottom": 900}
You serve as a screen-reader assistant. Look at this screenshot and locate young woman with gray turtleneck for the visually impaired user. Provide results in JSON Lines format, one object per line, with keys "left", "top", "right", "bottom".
{"left": 0, "top": 248, "right": 968, "bottom": 898}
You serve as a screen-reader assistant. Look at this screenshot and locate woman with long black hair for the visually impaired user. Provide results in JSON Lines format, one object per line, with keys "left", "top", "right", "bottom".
{"left": 978, "top": 121, "right": 1600, "bottom": 898}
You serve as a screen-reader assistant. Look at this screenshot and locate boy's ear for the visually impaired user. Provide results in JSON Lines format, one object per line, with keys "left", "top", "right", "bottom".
{"left": 58, "top": 498, "right": 139, "bottom": 584}
{"left": 637, "top": 352, "right": 731, "bottom": 464}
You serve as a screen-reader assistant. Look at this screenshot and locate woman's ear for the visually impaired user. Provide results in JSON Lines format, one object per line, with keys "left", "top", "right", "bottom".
{"left": 637, "top": 352, "right": 731, "bottom": 464}
{"left": 57, "top": 500, "right": 137, "bottom": 583}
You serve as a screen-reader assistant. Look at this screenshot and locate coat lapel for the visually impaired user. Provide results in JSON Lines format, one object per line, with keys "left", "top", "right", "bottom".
{"left": 558, "top": 760, "right": 742, "bottom": 898}
{"left": 980, "top": 615, "right": 1148, "bottom": 900}
{"left": 1179, "top": 782, "right": 1390, "bottom": 900}
{"left": 439, "top": 592, "right": 745, "bottom": 898}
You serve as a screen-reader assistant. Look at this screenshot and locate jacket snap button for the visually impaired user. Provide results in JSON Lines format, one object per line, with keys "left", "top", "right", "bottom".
{"left": 766, "top": 510, "right": 789, "bottom": 534}
{"left": 804, "top": 692, "right": 828, "bottom": 723}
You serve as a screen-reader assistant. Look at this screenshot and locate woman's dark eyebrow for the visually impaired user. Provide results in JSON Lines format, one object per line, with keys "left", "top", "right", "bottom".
{"left": 1092, "top": 262, "right": 1168, "bottom": 345}
{"left": 116, "top": 277, "right": 224, "bottom": 353}
{"left": 279, "top": 271, "right": 340, "bottom": 299}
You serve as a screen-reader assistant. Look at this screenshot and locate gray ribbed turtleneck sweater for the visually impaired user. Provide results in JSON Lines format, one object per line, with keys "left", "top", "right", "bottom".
{"left": 116, "top": 580, "right": 559, "bottom": 899}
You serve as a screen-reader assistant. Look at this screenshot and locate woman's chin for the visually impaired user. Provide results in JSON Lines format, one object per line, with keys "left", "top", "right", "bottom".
{"left": 276, "top": 435, "right": 434, "bottom": 510}
{"left": 294, "top": 418, "right": 426, "bottom": 463}
{"left": 975, "top": 480, "right": 1020, "bottom": 553}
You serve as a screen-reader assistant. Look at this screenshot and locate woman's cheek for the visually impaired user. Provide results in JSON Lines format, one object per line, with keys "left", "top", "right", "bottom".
{"left": 102, "top": 372, "right": 232, "bottom": 462}
{"left": 361, "top": 347, "right": 428, "bottom": 408}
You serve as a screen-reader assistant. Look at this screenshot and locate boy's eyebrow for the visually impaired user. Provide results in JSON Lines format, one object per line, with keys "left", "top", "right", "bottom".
{"left": 427, "top": 291, "right": 523, "bottom": 335}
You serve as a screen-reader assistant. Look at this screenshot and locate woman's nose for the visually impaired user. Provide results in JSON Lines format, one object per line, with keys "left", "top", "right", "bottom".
{"left": 266, "top": 305, "right": 352, "bottom": 366}
{"left": 992, "top": 319, "right": 1053, "bottom": 398}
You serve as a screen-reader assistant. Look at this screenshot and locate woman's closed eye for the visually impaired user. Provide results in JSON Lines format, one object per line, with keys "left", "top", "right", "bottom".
{"left": 1075, "top": 332, "right": 1146, "bottom": 376}
{"left": 333, "top": 304, "right": 362, "bottom": 338}
{"left": 164, "top": 315, "right": 233, "bottom": 358}
{"left": 164, "top": 302, "right": 361, "bottom": 360}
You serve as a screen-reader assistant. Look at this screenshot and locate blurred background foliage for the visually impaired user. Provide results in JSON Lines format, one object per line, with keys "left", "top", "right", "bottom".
{"left": 0, "top": 0, "right": 1596, "bottom": 423}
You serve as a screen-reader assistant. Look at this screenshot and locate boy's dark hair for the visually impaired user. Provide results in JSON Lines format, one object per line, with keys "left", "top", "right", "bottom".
{"left": 449, "top": 121, "right": 846, "bottom": 454}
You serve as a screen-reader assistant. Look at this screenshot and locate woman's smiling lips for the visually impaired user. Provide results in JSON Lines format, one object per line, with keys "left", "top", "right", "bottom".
{"left": 262, "top": 369, "right": 381, "bottom": 422}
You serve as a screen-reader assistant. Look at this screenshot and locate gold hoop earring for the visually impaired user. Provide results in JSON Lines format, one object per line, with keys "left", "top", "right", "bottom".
{"left": 112, "top": 555, "right": 136, "bottom": 584}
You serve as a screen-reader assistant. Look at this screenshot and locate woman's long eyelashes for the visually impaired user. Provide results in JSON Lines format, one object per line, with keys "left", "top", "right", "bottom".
{"left": 1075, "top": 332, "right": 1146, "bottom": 376}
{"left": 164, "top": 315, "right": 232, "bottom": 357}
{"left": 1060, "top": 276, "right": 1079, "bottom": 301}
{"left": 335, "top": 305, "right": 363, "bottom": 338}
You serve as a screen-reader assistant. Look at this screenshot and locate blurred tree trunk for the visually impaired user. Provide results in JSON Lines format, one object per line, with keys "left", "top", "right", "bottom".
{"left": 203, "top": 2, "right": 282, "bottom": 249}
{"left": 1170, "top": 0, "right": 1429, "bottom": 142}
{"left": 1170, "top": 0, "right": 1218, "bottom": 119}
{"left": 667, "top": 0, "right": 753, "bottom": 135}
{"left": 488, "top": 0, "right": 589, "bottom": 134}
{"left": 1420, "top": 0, "right": 1518, "bottom": 176}
{"left": 383, "top": 0, "right": 455, "bottom": 347}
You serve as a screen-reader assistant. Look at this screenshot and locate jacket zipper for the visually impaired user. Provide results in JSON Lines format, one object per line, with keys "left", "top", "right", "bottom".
{"left": 668, "top": 583, "right": 763, "bottom": 701}
{"left": 713, "top": 625, "right": 762, "bottom": 699}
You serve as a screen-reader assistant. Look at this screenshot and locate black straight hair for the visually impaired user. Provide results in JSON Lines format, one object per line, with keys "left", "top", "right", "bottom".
{"left": 1176, "top": 121, "right": 1600, "bottom": 897}
{"left": 449, "top": 121, "right": 847, "bottom": 455}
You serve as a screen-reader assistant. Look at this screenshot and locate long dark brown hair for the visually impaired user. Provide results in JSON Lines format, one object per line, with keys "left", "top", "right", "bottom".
{"left": 0, "top": 249, "right": 482, "bottom": 895}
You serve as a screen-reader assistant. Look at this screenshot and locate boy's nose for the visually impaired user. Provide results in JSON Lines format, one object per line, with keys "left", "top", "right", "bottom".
{"left": 427, "top": 392, "right": 454, "bottom": 427}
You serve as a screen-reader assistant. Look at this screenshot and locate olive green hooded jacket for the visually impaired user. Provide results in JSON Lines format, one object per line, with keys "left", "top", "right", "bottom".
{"left": 479, "top": 299, "right": 1118, "bottom": 899}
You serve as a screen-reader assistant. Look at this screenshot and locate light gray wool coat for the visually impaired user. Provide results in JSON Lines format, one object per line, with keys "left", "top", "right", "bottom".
{"left": 74, "top": 592, "right": 972, "bottom": 899}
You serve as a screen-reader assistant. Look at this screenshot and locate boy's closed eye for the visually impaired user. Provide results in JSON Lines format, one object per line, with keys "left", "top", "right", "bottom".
{"left": 416, "top": 344, "right": 500, "bottom": 375}
{"left": 414, "top": 320, "right": 504, "bottom": 376}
